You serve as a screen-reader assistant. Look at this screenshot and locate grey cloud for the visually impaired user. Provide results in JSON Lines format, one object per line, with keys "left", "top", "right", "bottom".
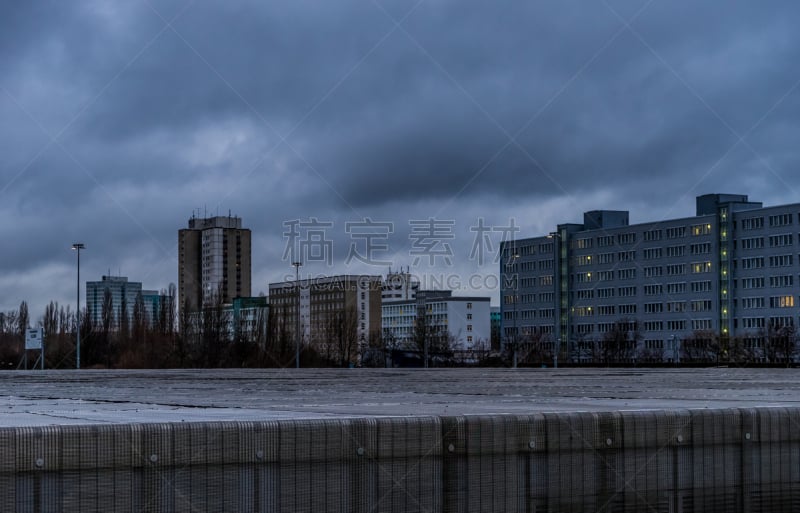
{"left": 2, "top": 0, "right": 800, "bottom": 314}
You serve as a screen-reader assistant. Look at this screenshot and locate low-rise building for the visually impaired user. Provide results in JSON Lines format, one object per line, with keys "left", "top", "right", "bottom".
{"left": 268, "top": 275, "right": 383, "bottom": 364}
{"left": 382, "top": 290, "right": 491, "bottom": 353}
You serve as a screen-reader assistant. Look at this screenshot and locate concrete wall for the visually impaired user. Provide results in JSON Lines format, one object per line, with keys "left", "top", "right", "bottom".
{"left": 2, "top": 408, "right": 799, "bottom": 512}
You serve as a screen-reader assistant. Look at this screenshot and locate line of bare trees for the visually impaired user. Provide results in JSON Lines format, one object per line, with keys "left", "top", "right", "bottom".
{"left": 362, "top": 312, "right": 492, "bottom": 368}
{"left": 503, "top": 317, "right": 800, "bottom": 367}
{"left": 8, "top": 294, "right": 795, "bottom": 369}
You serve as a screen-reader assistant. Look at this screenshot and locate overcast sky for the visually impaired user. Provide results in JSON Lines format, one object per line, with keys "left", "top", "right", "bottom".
{"left": 2, "top": 0, "right": 800, "bottom": 318}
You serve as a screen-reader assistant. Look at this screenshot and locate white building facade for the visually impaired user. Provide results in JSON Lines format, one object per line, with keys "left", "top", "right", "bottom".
{"left": 382, "top": 291, "right": 491, "bottom": 352}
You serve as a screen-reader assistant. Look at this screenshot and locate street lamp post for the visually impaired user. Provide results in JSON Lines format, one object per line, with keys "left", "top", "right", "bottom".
{"left": 292, "top": 261, "right": 302, "bottom": 369}
{"left": 71, "top": 243, "right": 85, "bottom": 370}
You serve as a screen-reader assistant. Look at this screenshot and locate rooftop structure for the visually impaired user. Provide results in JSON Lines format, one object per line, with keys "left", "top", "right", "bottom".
{"left": 381, "top": 268, "right": 419, "bottom": 302}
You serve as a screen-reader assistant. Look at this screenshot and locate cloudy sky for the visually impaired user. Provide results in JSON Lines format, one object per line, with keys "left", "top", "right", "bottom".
{"left": 2, "top": 0, "right": 799, "bottom": 318}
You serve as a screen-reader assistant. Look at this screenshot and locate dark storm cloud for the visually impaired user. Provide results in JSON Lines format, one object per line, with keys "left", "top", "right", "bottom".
{"left": 2, "top": 0, "right": 800, "bottom": 314}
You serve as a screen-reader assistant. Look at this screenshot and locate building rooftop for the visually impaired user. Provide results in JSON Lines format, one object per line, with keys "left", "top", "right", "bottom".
{"left": 2, "top": 368, "right": 799, "bottom": 427}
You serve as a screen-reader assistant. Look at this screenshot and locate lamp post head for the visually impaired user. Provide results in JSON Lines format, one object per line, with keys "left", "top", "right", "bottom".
{"left": 71, "top": 243, "right": 85, "bottom": 250}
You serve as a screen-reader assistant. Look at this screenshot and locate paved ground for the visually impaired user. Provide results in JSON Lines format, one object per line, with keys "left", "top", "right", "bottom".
{"left": 0, "top": 367, "right": 798, "bottom": 426}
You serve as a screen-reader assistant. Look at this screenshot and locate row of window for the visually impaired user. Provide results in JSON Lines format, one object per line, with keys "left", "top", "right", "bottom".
{"left": 739, "top": 317, "right": 795, "bottom": 328}
{"left": 568, "top": 247, "right": 800, "bottom": 269}
{"left": 739, "top": 296, "right": 796, "bottom": 309}
{"left": 738, "top": 255, "right": 799, "bottom": 269}
{"left": 510, "top": 317, "right": 798, "bottom": 335}
{"left": 741, "top": 213, "right": 795, "bottom": 230}
{"left": 572, "top": 262, "right": 713, "bottom": 283}
{"left": 509, "top": 212, "right": 800, "bottom": 260}
{"left": 512, "top": 317, "right": 799, "bottom": 335}
{"left": 503, "top": 242, "right": 554, "bottom": 257}
{"left": 513, "top": 261, "right": 800, "bottom": 297}
{"left": 573, "top": 299, "right": 717, "bottom": 317}
{"left": 506, "top": 259, "right": 555, "bottom": 271}
{"left": 512, "top": 272, "right": 800, "bottom": 303}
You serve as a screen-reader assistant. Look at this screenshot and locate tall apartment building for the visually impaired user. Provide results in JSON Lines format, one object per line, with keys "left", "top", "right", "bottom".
{"left": 500, "top": 193, "right": 800, "bottom": 363}
{"left": 178, "top": 215, "right": 251, "bottom": 312}
{"left": 86, "top": 277, "right": 169, "bottom": 328}
{"left": 268, "top": 275, "right": 383, "bottom": 362}
{"left": 382, "top": 290, "right": 491, "bottom": 352}
{"left": 86, "top": 276, "right": 142, "bottom": 327}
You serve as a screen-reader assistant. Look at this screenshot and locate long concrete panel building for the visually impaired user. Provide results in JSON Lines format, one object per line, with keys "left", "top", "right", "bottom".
{"left": 500, "top": 193, "right": 800, "bottom": 364}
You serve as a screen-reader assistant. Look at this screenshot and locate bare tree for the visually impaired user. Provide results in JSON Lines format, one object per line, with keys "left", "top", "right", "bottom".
{"left": 43, "top": 303, "right": 76, "bottom": 369}
{"left": 124, "top": 292, "right": 148, "bottom": 367}
{"left": 265, "top": 307, "right": 293, "bottom": 367}
{"left": 327, "top": 306, "right": 359, "bottom": 367}
{"left": 17, "top": 301, "right": 29, "bottom": 342}
{"left": 176, "top": 297, "right": 194, "bottom": 367}
{"left": 79, "top": 305, "right": 96, "bottom": 367}
{"left": 0, "top": 310, "right": 20, "bottom": 368}
{"left": 681, "top": 330, "right": 720, "bottom": 364}
{"left": 517, "top": 331, "right": 554, "bottom": 366}
{"left": 369, "top": 329, "right": 403, "bottom": 368}
{"left": 131, "top": 293, "right": 146, "bottom": 342}
{"left": 411, "top": 312, "right": 450, "bottom": 367}
{"left": 636, "top": 343, "right": 664, "bottom": 364}
{"left": 98, "top": 288, "right": 114, "bottom": 366}
{"left": 198, "top": 289, "right": 230, "bottom": 367}
{"left": 727, "top": 335, "right": 757, "bottom": 366}
{"left": 42, "top": 301, "right": 58, "bottom": 342}
{"left": 765, "top": 324, "right": 797, "bottom": 366}
{"left": 599, "top": 318, "right": 641, "bottom": 365}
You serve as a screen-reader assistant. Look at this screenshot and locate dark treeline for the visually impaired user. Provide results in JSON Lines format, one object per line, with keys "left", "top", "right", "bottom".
{"left": 507, "top": 318, "right": 800, "bottom": 367}
{"left": 2, "top": 285, "right": 297, "bottom": 369}
{"left": 6, "top": 297, "right": 796, "bottom": 369}
{"left": 1, "top": 287, "right": 493, "bottom": 369}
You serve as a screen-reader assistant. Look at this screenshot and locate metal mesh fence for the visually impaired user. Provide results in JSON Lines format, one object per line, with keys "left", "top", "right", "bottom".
{"left": 1, "top": 408, "right": 799, "bottom": 512}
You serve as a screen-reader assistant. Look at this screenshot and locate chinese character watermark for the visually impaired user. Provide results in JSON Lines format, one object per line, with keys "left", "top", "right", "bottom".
{"left": 409, "top": 218, "right": 455, "bottom": 266}
{"left": 469, "top": 218, "right": 520, "bottom": 265}
{"left": 345, "top": 218, "right": 394, "bottom": 266}
{"left": 282, "top": 218, "right": 334, "bottom": 265}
